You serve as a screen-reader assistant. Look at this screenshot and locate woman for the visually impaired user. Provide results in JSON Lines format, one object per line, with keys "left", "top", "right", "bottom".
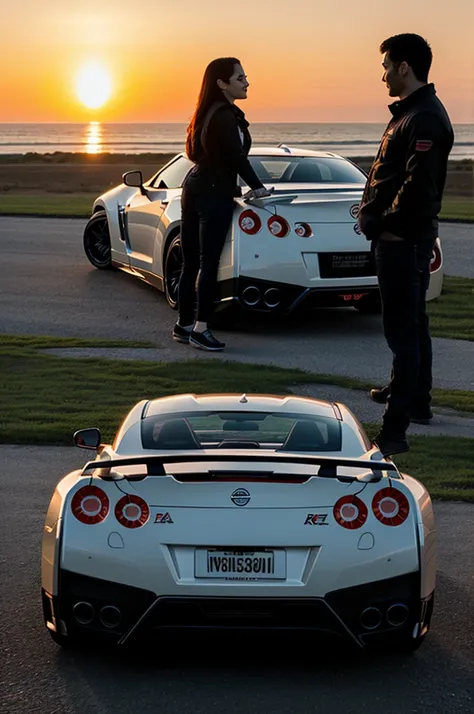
{"left": 173, "top": 57, "right": 273, "bottom": 351}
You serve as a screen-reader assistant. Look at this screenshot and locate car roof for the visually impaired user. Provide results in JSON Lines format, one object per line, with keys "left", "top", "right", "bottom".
{"left": 175, "top": 146, "right": 349, "bottom": 160}
{"left": 142, "top": 393, "right": 341, "bottom": 420}
{"left": 249, "top": 146, "right": 344, "bottom": 159}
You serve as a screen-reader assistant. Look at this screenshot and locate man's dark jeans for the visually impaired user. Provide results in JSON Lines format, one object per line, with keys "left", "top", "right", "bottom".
{"left": 178, "top": 188, "right": 235, "bottom": 326}
{"left": 374, "top": 237, "right": 436, "bottom": 433}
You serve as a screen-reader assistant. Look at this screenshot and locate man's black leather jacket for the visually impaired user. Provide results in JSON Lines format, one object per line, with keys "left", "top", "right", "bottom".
{"left": 359, "top": 84, "right": 454, "bottom": 242}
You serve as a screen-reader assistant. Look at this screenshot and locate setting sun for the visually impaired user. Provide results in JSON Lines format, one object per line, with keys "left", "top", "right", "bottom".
{"left": 76, "top": 62, "right": 112, "bottom": 109}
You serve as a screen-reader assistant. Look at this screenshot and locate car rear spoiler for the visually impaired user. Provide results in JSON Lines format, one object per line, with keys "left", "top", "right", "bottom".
{"left": 81, "top": 449, "right": 399, "bottom": 483}
{"left": 238, "top": 190, "right": 363, "bottom": 209}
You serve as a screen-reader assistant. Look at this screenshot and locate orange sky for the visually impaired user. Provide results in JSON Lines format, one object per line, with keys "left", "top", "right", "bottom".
{"left": 2, "top": 0, "right": 474, "bottom": 123}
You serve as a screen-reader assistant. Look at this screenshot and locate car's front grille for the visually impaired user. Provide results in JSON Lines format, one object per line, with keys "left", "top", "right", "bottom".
{"left": 318, "top": 252, "right": 375, "bottom": 278}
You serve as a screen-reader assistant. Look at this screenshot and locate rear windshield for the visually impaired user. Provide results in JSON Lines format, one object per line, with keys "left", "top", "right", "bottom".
{"left": 239, "top": 156, "right": 366, "bottom": 185}
{"left": 141, "top": 411, "right": 342, "bottom": 452}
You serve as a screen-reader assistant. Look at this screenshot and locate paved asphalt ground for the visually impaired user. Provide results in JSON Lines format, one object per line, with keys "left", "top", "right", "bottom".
{"left": 0, "top": 217, "right": 473, "bottom": 713}
{"left": 0, "top": 217, "right": 473, "bottom": 391}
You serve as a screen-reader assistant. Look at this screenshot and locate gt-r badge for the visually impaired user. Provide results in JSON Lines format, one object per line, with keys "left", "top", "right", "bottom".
{"left": 305, "top": 513, "right": 329, "bottom": 525}
{"left": 231, "top": 488, "right": 251, "bottom": 507}
{"left": 350, "top": 204, "right": 360, "bottom": 219}
{"left": 155, "top": 512, "right": 173, "bottom": 524}
{"left": 353, "top": 223, "right": 362, "bottom": 235}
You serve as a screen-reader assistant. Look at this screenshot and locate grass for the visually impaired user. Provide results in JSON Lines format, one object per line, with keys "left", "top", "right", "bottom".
{"left": 363, "top": 424, "right": 474, "bottom": 501}
{"left": 0, "top": 193, "right": 96, "bottom": 217}
{"left": 1, "top": 334, "right": 474, "bottom": 500}
{"left": 0, "top": 192, "right": 472, "bottom": 222}
{"left": 427, "top": 275, "right": 474, "bottom": 341}
{"left": 440, "top": 197, "right": 474, "bottom": 222}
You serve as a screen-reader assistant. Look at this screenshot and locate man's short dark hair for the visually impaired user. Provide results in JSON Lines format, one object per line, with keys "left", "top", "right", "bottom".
{"left": 380, "top": 33, "right": 432, "bottom": 83}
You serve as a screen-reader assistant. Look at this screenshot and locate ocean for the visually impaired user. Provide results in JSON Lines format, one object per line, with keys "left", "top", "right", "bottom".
{"left": 0, "top": 122, "right": 473, "bottom": 159}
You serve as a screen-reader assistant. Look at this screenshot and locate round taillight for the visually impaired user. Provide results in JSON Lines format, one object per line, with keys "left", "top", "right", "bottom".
{"left": 333, "top": 495, "right": 368, "bottom": 529}
{"left": 71, "top": 485, "right": 109, "bottom": 525}
{"left": 267, "top": 216, "right": 289, "bottom": 238}
{"left": 430, "top": 243, "right": 442, "bottom": 273}
{"left": 295, "top": 222, "right": 312, "bottom": 238}
{"left": 239, "top": 209, "right": 261, "bottom": 234}
{"left": 372, "top": 487, "right": 410, "bottom": 526}
{"left": 115, "top": 495, "right": 150, "bottom": 529}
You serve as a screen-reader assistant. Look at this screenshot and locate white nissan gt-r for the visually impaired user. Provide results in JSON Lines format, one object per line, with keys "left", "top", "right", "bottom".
{"left": 83, "top": 146, "right": 444, "bottom": 318}
{"left": 42, "top": 393, "right": 436, "bottom": 654}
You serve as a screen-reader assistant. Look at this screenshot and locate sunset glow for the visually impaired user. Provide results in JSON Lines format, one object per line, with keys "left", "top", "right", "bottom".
{"left": 76, "top": 62, "right": 112, "bottom": 110}
{"left": 1, "top": 0, "right": 473, "bottom": 122}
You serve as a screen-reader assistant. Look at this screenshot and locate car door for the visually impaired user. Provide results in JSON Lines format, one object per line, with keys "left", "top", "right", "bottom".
{"left": 125, "top": 156, "right": 193, "bottom": 277}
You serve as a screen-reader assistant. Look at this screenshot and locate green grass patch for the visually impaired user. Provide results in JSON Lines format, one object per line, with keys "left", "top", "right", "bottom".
{"left": 1, "top": 334, "right": 474, "bottom": 500}
{"left": 440, "top": 197, "right": 474, "bottom": 222}
{"left": 363, "top": 424, "right": 474, "bottom": 501}
{"left": 427, "top": 275, "right": 474, "bottom": 341}
{"left": 0, "top": 334, "right": 156, "bottom": 350}
{"left": 0, "top": 193, "right": 96, "bottom": 217}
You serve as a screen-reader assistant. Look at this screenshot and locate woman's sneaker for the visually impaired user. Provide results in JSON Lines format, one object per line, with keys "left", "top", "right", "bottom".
{"left": 172, "top": 323, "right": 192, "bottom": 344}
{"left": 189, "top": 329, "right": 225, "bottom": 351}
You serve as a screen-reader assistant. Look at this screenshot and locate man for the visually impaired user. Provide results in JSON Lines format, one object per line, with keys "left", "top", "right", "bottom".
{"left": 358, "top": 34, "right": 454, "bottom": 456}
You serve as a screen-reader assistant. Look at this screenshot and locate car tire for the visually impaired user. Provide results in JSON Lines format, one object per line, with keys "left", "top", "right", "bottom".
{"left": 164, "top": 234, "right": 183, "bottom": 310}
{"left": 83, "top": 210, "right": 113, "bottom": 269}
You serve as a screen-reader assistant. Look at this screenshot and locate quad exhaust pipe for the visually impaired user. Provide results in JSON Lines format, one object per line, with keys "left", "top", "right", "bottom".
{"left": 73, "top": 601, "right": 122, "bottom": 629}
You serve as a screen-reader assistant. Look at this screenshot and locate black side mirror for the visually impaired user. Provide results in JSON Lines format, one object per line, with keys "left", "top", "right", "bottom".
{"left": 74, "top": 428, "right": 101, "bottom": 450}
{"left": 122, "top": 170, "right": 147, "bottom": 195}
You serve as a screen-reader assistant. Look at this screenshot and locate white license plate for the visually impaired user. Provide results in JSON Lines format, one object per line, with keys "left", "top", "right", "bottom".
{"left": 194, "top": 549, "right": 286, "bottom": 580}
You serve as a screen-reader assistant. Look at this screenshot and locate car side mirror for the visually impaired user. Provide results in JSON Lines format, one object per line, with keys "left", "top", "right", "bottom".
{"left": 122, "top": 170, "right": 143, "bottom": 187}
{"left": 122, "top": 170, "right": 148, "bottom": 196}
{"left": 74, "top": 428, "right": 102, "bottom": 450}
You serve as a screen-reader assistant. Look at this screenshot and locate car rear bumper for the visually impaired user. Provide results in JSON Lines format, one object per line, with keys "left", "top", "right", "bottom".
{"left": 216, "top": 277, "right": 380, "bottom": 314}
{"left": 44, "top": 569, "right": 432, "bottom": 650}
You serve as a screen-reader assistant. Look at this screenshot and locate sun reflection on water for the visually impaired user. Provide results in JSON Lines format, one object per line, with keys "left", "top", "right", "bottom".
{"left": 83, "top": 122, "right": 103, "bottom": 154}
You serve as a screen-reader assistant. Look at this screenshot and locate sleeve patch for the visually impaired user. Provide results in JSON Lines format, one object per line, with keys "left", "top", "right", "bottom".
{"left": 415, "top": 140, "right": 433, "bottom": 152}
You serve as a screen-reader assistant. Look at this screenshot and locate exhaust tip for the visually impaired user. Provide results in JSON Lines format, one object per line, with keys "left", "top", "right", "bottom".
{"left": 360, "top": 606, "right": 382, "bottom": 630}
{"left": 387, "top": 603, "right": 409, "bottom": 627}
{"left": 263, "top": 288, "right": 281, "bottom": 308}
{"left": 242, "top": 286, "right": 261, "bottom": 307}
{"left": 73, "top": 601, "right": 95, "bottom": 625}
{"left": 99, "top": 605, "right": 122, "bottom": 629}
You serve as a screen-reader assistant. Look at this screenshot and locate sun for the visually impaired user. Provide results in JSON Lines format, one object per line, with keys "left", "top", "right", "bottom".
{"left": 76, "top": 62, "right": 112, "bottom": 110}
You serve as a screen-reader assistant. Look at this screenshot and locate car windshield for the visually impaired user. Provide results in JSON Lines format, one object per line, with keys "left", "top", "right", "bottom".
{"left": 141, "top": 411, "right": 342, "bottom": 451}
{"left": 239, "top": 156, "right": 366, "bottom": 185}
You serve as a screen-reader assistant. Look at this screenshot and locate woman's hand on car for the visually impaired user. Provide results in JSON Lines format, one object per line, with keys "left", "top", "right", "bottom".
{"left": 243, "top": 186, "right": 274, "bottom": 200}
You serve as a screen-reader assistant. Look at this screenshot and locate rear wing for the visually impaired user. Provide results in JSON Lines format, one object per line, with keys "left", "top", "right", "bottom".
{"left": 81, "top": 449, "right": 399, "bottom": 483}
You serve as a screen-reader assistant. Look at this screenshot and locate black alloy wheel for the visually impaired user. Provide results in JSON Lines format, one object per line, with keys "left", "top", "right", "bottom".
{"left": 83, "top": 210, "right": 113, "bottom": 269}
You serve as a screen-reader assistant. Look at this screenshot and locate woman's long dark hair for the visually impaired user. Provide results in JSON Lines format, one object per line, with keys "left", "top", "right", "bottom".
{"left": 186, "top": 57, "right": 240, "bottom": 161}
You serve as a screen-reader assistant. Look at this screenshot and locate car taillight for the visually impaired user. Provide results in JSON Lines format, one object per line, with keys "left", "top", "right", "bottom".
{"left": 267, "top": 216, "right": 289, "bottom": 238}
{"left": 430, "top": 243, "right": 442, "bottom": 273}
{"left": 372, "top": 487, "right": 410, "bottom": 526}
{"left": 295, "top": 222, "right": 312, "bottom": 237}
{"left": 71, "top": 485, "right": 109, "bottom": 525}
{"left": 333, "top": 495, "right": 368, "bottom": 529}
{"left": 115, "top": 495, "right": 150, "bottom": 529}
{"left": 239, "top": 209, "right": 261, "bottom": 234}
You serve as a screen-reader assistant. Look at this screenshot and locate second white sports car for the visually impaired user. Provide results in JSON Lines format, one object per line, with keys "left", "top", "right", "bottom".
{"left": 83, "top": 145, "right": 444, "bottom": 318}
{"left": 42, "top": 392, "right": 436, "bottom": 654}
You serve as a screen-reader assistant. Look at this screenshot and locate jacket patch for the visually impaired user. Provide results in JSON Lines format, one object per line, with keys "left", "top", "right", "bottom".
{"left": 415, "top": 140, "right": 433, "bottom": 152}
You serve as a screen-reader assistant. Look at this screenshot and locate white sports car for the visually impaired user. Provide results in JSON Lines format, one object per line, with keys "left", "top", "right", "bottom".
{"left": 42, "top": 392, "right": 436, "bottom": 654}
{"left": 83, "top": 146, "right": 444, "bottom": 318}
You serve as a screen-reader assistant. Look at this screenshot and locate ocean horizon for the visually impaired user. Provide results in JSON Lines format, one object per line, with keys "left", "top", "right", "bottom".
{"left": 0, "top": 122, "right": 473, "bottom": 160}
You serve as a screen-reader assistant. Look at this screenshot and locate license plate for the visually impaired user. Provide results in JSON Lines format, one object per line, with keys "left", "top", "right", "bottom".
{"left": 194, "top": 549, "right": 286, "bottom": 580}
{"left": 332, "top": 252, "right": 371, "bottom": 269}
